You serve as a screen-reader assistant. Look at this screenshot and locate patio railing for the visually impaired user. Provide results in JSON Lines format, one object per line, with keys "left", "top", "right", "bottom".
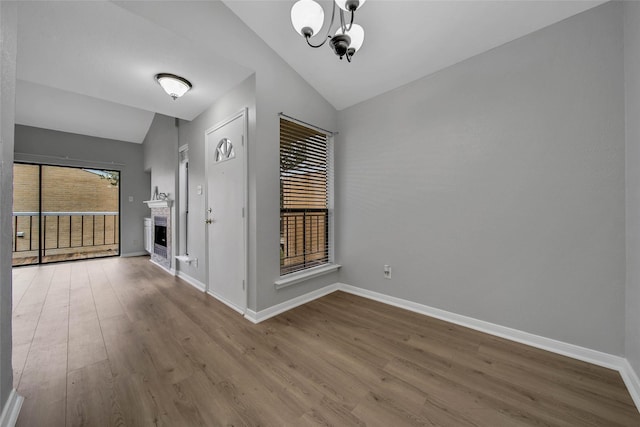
{"left": 12, "top": 211, "right": 119, "bottom": 264}
{"left": 280, "top": 208, "right": 328, "bottom": 275}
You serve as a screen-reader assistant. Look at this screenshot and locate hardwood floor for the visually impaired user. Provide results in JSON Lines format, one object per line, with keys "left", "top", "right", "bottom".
{"left": 11, "top": 256, "right": 640, "bottom": 426}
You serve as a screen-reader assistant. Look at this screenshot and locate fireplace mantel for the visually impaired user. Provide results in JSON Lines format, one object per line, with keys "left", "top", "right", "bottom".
{"left": 144, "top": 200, "right": 173, "bottom": 209}
{"left": 146, "top": 201, "right": 172, "bottom": 272}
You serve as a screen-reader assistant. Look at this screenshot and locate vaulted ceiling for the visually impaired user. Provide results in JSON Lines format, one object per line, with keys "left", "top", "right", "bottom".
{"left": 15, "top": 1, "right": 605, "bottom": 144}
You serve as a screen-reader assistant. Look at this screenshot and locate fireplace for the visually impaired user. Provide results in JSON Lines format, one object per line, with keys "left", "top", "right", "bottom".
{"left": 144, "top": 199, "right": 172, "bottom": 271}
{"left": 154, "top": 216, "right": 168, "bottom": 258}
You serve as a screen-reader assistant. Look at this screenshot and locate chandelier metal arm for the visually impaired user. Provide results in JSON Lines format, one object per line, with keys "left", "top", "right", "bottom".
{"left": 305, "top": 34, "right": 330, "bottom": 48}
{"left": 339, "top": 9, "right": 355, "bottom": 33}
{"left": 305, "top": 0, "right": 338, "bottom": 48}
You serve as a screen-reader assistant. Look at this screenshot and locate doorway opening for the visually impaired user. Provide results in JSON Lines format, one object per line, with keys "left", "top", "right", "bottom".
{"left": 12, "top": 163, "right": 121, "bottom": 266}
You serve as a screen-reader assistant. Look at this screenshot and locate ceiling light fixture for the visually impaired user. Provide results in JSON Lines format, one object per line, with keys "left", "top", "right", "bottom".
{"left": 154, "top": 73, "right": 192, "bottom": 100}
{"left": 291, "top": 0, "right": 366, "bottom": 62}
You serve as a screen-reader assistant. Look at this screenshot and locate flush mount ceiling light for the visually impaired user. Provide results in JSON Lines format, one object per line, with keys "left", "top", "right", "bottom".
{"left": 291, "top": 0, "right": 366, "bottom": 62}
{"left": 154, "top": 73, "right": 192, "bottom": 100}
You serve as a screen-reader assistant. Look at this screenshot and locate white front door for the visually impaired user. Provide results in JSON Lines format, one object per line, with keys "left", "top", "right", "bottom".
{"left": 205, "top": 111, "right": 247, "bottom": 313}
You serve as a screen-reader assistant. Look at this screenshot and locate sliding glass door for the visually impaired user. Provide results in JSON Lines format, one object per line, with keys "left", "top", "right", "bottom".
{"left": 12, "top": 163, "right": 120, "bottom": 266}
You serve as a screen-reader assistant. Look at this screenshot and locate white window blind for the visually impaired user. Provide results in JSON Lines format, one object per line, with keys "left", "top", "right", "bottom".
{"left": 280, "top": 117, "right": 330, "bottom": 275}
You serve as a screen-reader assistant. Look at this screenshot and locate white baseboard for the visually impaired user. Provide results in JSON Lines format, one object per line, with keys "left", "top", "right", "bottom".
{"left": 176, "top": 271, "right": 206, "bottom": 292}
{"left": 120, "top": 251, "right": 149, "bottom": 258}
{"left": 337, "top": 283, "right": 625, "bottom": 371}
{"left": 149, "top": 258, "right": 176, "bottom": 276}
{"left": 206, "top": 290, "right": 246, "bottom": 316}
{"left": 620, "top": 359, "right": 640, "bottom": 410}
{"left": 244, "top": 283, "right": 340, "bottom": 324}
{"left": 0, "top": 389, "right": 23, "bottom": 427}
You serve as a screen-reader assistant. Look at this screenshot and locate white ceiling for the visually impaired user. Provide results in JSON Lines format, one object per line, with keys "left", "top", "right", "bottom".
{"left": 15, "top": 1, "right": 606, "bottom": 143}
{"left": 224, "top": 0, "right": 606, "bottom": 110}
{"left": 15, "top": 1, "right": 253, "bottom": 143}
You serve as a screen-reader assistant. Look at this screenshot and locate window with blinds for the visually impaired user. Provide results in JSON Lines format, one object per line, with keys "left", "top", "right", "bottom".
{"left": 280, "top": 117, "right": 330, "bottom": 275}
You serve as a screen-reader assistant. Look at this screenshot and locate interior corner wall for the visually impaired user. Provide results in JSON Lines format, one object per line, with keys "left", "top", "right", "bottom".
{"left": 625, "top": 0, "right": 640, "bottom": 374}
{"left": 0, "top": 0, "right": 18, "bottom": 409}
{"left": 14, "top": 126, "right": 150, "bottom": 256}
{"left": 142, "top": 113, "right": 179, "bottom": 269}
{"left": 143, "top": 113, "right": 178, "bottom": 200}
{"left": 175, "top": 75, "right": 256, "bottom": 302}
{"left": 336, "top": 2, "right": 625, "bottom": 355}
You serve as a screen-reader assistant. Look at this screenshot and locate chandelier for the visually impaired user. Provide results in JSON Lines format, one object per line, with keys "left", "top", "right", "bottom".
{"left": 290, "top": 0, "right": 366, "bottom": 62}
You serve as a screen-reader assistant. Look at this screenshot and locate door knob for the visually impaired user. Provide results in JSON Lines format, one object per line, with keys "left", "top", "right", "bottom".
{"left": 205, "top": 219, "right": 212, "bottom": 224}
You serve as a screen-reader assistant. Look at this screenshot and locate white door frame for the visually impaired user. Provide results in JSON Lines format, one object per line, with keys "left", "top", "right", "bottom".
{"left": 204, "top": 108, "right": 249, "bottom": 314}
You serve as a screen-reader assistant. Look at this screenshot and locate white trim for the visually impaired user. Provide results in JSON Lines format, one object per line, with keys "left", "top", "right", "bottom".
{"left": 327, "top": 133, "right": 335, "bottom": 266}
{"left": 244, "top": 283, "right": 339, "bottom": 324}
{"left": 120, "top": 251, "right": 148, "bottom": 258}
{"left": 149, "top": 258, "right": 176, "bottom": 276}
{"left": 620, "top": 359, "right": 640, "bottom": 410}
{"left": 175, "top": 255, "right": 196, "bottom": 264}
{"left": 275, "top": 264, "right": 341, "bottom": 289}
{"left": 337, "top": 283, "right": 625, "bottom": 370}
{"left": 207, "top": 290, "right": 246, "bottom": 315}
{"left": 0, "top": 389, "right": 23, "bottom": 427}
{"left": 143, "top": 200, "right": 172, "bottom": 209}
{"left": 176, "top": 270, "right": 206, "bottom": 292}
{"left": 241, "top": 108, "right": 249, "bottom": 312}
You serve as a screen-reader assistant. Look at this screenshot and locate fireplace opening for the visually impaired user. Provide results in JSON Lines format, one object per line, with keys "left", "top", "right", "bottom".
{"left": 154, "top": 216, "right": 167, "bottom": 258}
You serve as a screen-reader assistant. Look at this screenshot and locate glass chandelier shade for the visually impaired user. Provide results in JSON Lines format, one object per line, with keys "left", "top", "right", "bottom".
{"left": 291, "top": 0, "right": 325, "bottom": 37}
{"left": 335, "top": 23, "right": 364, "bottom": 53}
{"left": 334, "top": 0, "right": 366, "bottom": 12}
{"left": 155, "top": 73, "right": 192, "bottom": 100}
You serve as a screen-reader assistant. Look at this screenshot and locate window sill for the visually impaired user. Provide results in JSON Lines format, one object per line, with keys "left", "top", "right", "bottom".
{"left": 275, "top": 264, "right": 341, "bottom": 290}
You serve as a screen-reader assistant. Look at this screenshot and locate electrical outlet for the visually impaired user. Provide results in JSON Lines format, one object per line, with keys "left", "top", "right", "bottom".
{"left": 384, "top": 265, "right": 392, "bottom": 279}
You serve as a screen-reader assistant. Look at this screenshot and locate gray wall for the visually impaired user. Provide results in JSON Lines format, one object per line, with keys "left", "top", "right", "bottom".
{"left": 143, "top": 113, "right": 177, "bottom": 200}
{"left": 0, "top": 0, "right": 17, "bottom": 409}
{"left": 14, "top": 126, "right": 150, "bottom": 256}
{"left": 336, "top": 2, "right": 625, "bottom": 355}
{"left": 625, "top": 0, "right": 640, "bottom": 373}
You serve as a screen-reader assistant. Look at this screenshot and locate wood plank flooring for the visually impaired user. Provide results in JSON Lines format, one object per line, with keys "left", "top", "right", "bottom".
{"left": 11, "top": 256, "right": 640, "bottom": 426}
